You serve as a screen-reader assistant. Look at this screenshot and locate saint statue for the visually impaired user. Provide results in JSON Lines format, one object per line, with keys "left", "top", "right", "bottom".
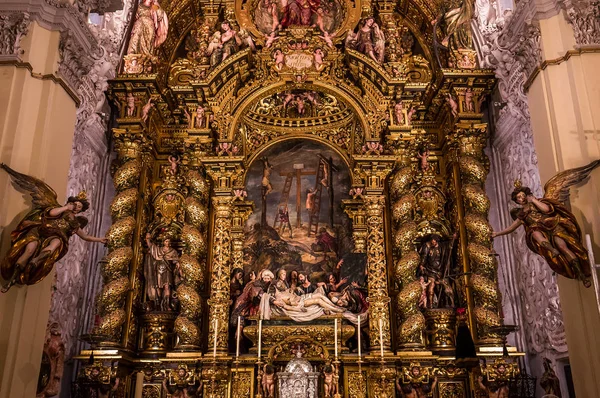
{"left": 492, "top": 160, "right": 600, "bottom": 287}
{"left": 345, "top": 17, "right": 385, "bottom": 63}
{"left": 417, "top": 233, "right": 457, "bottom": 308}
{"left": 127, "top": 0, "right": 169, "bottom": 56}
{"left": 1, "top": 164, "right": 107, "bottom": 292}
{"left": 144, "top": 233, "right": 180, "bottom": 311}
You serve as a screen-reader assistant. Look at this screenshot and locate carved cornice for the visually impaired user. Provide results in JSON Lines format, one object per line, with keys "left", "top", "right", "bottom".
{"left": 0, "top": 59, "right": 80, "bottom": 105}
{"left": 524, "top": 46, "right": 600, "bottom": 90}
{"left": 0, "top": 0, "right": 99, "bottom": 93}
{"left": 0, "top": 1, "right": 96, "bottom": 51}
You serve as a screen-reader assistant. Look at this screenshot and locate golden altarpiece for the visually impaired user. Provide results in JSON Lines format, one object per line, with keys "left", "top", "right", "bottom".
{"left": 73, "top": 0, "right": 523, "bottom": 396}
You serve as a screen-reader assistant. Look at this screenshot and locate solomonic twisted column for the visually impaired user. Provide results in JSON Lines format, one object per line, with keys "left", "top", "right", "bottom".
{"left": 174, "top": 165, "right": 210, "bottom": 349}
{"left": 389, "top": 161, "right": 425, "bottom": 349}
{"left": 94, "top": 130, "right": 150, "bottom": 344}
{"left": 450, "top": 124, "right": 502, "bottom": 345}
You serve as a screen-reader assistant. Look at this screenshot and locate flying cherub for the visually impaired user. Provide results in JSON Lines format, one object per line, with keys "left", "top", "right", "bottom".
{"left": 492, "top": 160, "right": 600, "bottom": 287}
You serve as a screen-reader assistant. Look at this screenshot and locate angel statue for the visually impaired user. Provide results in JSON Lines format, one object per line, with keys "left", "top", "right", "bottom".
{"left": 0, "top": 164, "right": 107, "bottom": 293}
{"left": 345, "top": 17, "right": 385, "bottom": 63}
{"left": 492, "top": 160, "right": 600, "bottom": 287}
{"left": 127, "top": 0, "right": 169, "bottom": 56}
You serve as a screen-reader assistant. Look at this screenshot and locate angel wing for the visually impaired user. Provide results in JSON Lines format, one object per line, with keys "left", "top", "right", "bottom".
{"left": 543, "top": 159, "right": 600, "bottom": 203}
{"left": 1, "top": 163, "right": 60, "bottom": 210}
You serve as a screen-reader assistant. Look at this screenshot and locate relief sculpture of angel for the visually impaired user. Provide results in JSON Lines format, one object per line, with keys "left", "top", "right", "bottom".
{"left": 492, "top": 160, "right": 600, "bottom": 287}
{"left": 1, "top": 164, "right": 107, "bottom": 292}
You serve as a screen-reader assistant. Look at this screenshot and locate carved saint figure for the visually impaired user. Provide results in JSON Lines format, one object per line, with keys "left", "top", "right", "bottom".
{"left": 144, "top": 233, "right": 180, "bottom": 311}
{"left": 436, "top": 0, "right": 474, "bottom": 49}
{"left": 540, "top": 358, "right": 562, "bottom": 397}
{"left": 1, "top": 164, "right": 107, "bottom": 292}
{"left": 345, "top": 17, "right": 385, "bottom": 63}
{"left": 127, "top": 0, "right": 169, "bottom": 56}
{"left": 417, "top": 233, "right": 456, "bottom": 308}
{"left": 492, "top": 160, "right": 600, "bottom": 287}
{"left": 207, "top": 21, "right": 253, "bottom": 67}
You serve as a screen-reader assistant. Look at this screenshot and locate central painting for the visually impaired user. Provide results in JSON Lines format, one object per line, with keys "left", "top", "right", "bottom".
{"left": 230, "top": 139, "right": 368, "bottom": 326}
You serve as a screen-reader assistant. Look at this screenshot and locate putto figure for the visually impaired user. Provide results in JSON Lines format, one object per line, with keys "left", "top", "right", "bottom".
{"left": 492, "top": 160, "right": 600, "bottom": 287}
{"left": 1, "top": 164, "right": 107, "bottom": 292}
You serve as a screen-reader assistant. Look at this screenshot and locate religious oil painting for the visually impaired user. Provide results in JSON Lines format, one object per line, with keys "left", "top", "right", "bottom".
{"left": 230, "top": 140, "right": 368, "bottom": 325}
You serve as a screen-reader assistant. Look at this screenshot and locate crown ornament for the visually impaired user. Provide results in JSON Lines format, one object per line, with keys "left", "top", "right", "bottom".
{"left": 76, "top": 191, "right": 88, "bottom": 201}
{"left": 513, "top": 178, "right": 522, "bottom": 189}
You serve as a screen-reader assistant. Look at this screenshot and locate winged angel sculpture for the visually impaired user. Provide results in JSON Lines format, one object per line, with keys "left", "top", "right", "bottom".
{"left": 492, "top": 160, "right": 600, "bottom": 287}
{"left": 1, "top": 164, "right": 107, "bottom": 292}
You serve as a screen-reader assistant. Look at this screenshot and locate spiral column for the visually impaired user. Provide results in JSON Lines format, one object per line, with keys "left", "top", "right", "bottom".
{"left": 449, "top": 124, "right": 503, "bottom": 345}
{"left": 174, "top": 164, "right": 210, "bottom": 350}
{"left": 94, "top": 129, "right": 151, "bottom": 345}
{"left": 388, "top": 161, "right": 426, "bottom": 349}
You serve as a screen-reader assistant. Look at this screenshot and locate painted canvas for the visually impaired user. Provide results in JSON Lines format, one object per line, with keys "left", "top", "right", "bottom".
{"left": 230, "top": 140, "right": 368, "bottom": 324}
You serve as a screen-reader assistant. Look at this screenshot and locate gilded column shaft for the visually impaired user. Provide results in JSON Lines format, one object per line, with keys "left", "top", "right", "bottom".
{"left": 364, "top": 195, "right": 392, "bottom": 352}
{"left": 451, "top": 125, "right": 502, "bottom": 345}
{"left": 95, "top": 130, "right": 150, "bottom": 344}
{"left": 390, "top": 163, "right": 425, "bottom": 349}
{"left": 174, "top": 167, "right": 210, "bottom": 350}
{"left": 208, "top": 196, "right": 234, "bottom": 354}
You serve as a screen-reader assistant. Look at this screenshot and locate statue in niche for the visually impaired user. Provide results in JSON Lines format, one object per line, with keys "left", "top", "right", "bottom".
{"left": 144, "top": 232, "right": 181, "bottom": 311}
{"left": 417, "top": 233, "right": 457, "bottom": 308}
{"left": 127, "top": 0, "right": 169, "bottom": 56}
{"left": 492, "top": 160, "right": 600, "bottom": 287}
{"left": 0, "top": 164, "right": 107, "bottom": 293}
{"left": 435, "top": 0, "right": 473, "bottom": 49}
{"left": 540, "top": 358, "right": 562, "bottom": 397}
{"left": 345, "top": 17, "right": 385, "bottom": 64}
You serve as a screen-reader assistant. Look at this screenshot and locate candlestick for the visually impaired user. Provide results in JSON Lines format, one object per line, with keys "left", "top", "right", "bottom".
{"left": 378, "top": 317, "right": 384, "bottom": 358}
{"left": 213, "top": 318, "right": 218, "bottom": 358}
{"left": 236, "top": 316, "right": 241, "bottom": 359}
{"left": 258, "top": 319, "right": 262, "bottom": 360}
{"left": 334, "top": 319, "right": 338, "bottom": 359}
{"left": 357, "top": 315, "right": 361, "bottom": 359}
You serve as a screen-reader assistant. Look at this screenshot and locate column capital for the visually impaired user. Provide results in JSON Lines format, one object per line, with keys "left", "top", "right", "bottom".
{"left": 354, "top": 161, "right": 394, "bottom": 194}
{"left": 203, "top": 159, "right": 245, "bottom": 196}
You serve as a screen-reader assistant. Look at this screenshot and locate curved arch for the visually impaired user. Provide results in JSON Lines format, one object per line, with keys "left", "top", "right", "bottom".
{"left": 242, "top": 135, "right": 354, "bottom": 188}
{"left": 228, "top": 80, "right": 374, "bottom": 143}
